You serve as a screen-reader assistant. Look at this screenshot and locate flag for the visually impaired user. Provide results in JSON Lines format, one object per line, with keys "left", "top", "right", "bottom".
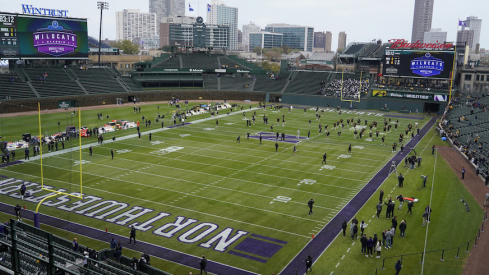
{"left": 459, "top": 20, "right": 466, "bottom": 27}
{"left": 207, "top": 4, "right": 211, "bottom": 12}
{"left": 189, "top": 4, "right": 194, "bottom": 11}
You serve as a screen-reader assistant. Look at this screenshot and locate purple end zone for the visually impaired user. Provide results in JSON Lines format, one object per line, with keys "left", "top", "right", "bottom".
{"left": 228, "top": 251, "right": 268, "bottom": 263}
{"left": 166, "top": 122, "right": 192, "bottom": 129}
{"left": 233, "top": 237, "right": 283, "bottom": 259}
{"left": 0, "top": 202, "right": 257, "bottom": 275}
{"left": 384, "top": 114, "right": 424, "bottom": 120}
{"left": 0, "top": 161, "right": 23, "bottom": 169}
{"left": 250, "top": 233, "right": 288, "bottom": 245}
{"left": 280, "top": 117, "right": 436, "bottom": 274}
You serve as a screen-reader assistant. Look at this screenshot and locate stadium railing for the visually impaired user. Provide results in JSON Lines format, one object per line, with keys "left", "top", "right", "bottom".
{"left": 372, "top": 212, "right": 487, "bottom": 274}
{"left": 0, "top": 220, "right": 173, "bottom": 275}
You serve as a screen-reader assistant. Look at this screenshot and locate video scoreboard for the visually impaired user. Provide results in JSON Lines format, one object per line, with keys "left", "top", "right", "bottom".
{"left": 0, "top": 12, "right": 88, "bottom": 59}
{"left": 0, "top": 13, "right": 18, "bottom": 58}
{"left": 383, "top": 49, "right": 455, "bottom": 79}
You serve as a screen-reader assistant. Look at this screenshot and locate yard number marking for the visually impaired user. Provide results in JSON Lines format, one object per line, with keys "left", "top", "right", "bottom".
{"left": 270, "top": 196, "right": 292, "bottom": 204}
{"left": 298, "top": 179, "right": 316, "bottom": 186}
{"left": 74, "top": 160, "right": 91, "bottom": 166}
{"left": 319, "top": 165, "right": 335, "bottom": 171}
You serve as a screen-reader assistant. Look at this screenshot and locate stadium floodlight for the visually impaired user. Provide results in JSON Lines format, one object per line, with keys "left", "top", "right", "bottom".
{"left": 97, "top": 2, "right": 109, "bottom": 67}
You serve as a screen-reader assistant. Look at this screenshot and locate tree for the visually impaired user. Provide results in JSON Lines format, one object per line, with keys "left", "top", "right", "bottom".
{"left": 252, "top": 46, "right": 262, "bottom": 55}
{"left": 110, "top": 40, "right": 139, "bottom": 55}
{"left": 160, "top": 45, "right": 172, "bottom": 52}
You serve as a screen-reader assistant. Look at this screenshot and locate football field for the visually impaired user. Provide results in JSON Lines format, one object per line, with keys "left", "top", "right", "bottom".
{"left": 0, "top": 102, "right": 434, "bottom": 274}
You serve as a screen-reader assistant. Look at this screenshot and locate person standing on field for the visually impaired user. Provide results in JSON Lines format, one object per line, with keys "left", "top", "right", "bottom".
{"left": 129, "top": 225, "right": 136, "bottom": 245}
{"left": 199, "top": 255, "right": 208, "bottom": 275}
{"left": 308, "top": 198, "right": 314, "bottom": 215}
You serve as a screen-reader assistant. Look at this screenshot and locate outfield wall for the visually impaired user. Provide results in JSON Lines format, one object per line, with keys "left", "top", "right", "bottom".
{"left": 281, "top": 94, "right": 445, "bottom": 113}
{"left": 0, "top": 90, "right": 274, "bottom": 114}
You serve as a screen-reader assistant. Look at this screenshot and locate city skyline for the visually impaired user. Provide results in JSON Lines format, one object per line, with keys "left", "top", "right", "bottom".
{"left": 2, "top": 0, "right": 488, "bottom": 51}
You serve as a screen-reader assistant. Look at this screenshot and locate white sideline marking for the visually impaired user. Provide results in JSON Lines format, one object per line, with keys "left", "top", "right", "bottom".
{"left": 335, "top": 263, "right": 340, "bottom": 268}
{"left": 341, "top": 255, "right": 345, "bottom": 260}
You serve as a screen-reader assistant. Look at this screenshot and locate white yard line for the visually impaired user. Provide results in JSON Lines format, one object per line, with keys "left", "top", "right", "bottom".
{"left": 25, "top": 161, "right": 327, "bottom": 223}
{"left": 2, "top": 168, "right": 310, "bottom": 238}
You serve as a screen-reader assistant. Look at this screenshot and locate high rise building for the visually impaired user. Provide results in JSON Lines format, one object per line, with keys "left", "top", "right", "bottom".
{"left": 242, "top": 22, "right": 261, "bottom": 51}
{"left": 423, "top": 28, "right": 447, "bottom": 44}
{"left": 264, "top": 23, "right": 314, "bottom": 51}
{"left": 116, "top": 9, "right": 157, "bottom": 43}
{"left": 463, "top": 16, "right": 482, "bottom": 50}
{"left": 338, "top": 31, "right": 347, "bottom": 51}
{"left": 411, "top": 0, "right": 434, "bottom": 44}
{"left": 159, "top": 16, "right": 196, "bottom": 47}
{"left": 149, "top": 0, "right": 185, "bottom": 19}
{"left": 249, "top": 32, "right": 283, "bottom": 51}
{"left": 208, "top": 0, "right": 238, "bottom": 50}
{"left": 325, "top": 31, "right": 332, "bottom": 52}
{"left": 457, "top": 29, "right": 475, "bottom": 49}
{"left": 314, "top": 32, "right": 326, "bottom": 52}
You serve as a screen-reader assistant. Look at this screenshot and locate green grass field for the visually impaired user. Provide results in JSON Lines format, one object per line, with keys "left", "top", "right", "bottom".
{"left": 0, "top": 102, "right": 483, "bottom": 275}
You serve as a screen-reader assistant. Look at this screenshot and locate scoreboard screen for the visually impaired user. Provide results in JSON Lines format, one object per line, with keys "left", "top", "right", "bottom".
{"left": 383, "top": 49, "right": 455, "bottom": 79}
{"left": 0, "top": 13, "right": 88, "bottom": 59}
{"left": 0, "top": 13, "right": 19, "bottom": 58}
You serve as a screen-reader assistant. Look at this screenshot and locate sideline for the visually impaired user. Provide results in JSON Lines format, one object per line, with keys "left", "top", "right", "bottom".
{"left": 279, "top": 117, "right": 436, "bottom": 274}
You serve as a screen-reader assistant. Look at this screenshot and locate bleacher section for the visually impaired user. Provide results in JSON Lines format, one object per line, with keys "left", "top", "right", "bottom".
{"left": 152, "top": 55, "right": 182, "bottom": 69}
{"left": 75, "top": 68, "right": 130, "bottom": 94}
{"left": 442, "top": 95, "right": 489, "bottom": 177}
{"left": 0, "top": 74, "right": 36, "bottom": 99}
{"left": 252, "top": 74, "right": 288, "bottom": 93}
{"left": 21, "top": 68, "right": 86, "bottom": 97}
{"left": 219, "top": 75, "right": 254, "bottom": 91}
{"left": 358, "top": 44, "right": 380, "bottom": 59}
{"left": 283, "top": 71, "right": 332, "bottom": 95}
{"left": 343, "top": 44, "right": 366, "bottom": 55}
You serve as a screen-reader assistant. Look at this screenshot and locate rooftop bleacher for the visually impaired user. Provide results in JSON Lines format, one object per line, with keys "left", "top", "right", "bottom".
{"left": 358, "top": 44, "right": 381, "bottom": 58}
{"left": 342, "top": 44, "right": 366, "bottom": 55}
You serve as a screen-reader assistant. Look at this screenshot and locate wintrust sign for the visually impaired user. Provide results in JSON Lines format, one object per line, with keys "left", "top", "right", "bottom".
{"left": 22, "top": 4, "right": 69, "bottom": 17}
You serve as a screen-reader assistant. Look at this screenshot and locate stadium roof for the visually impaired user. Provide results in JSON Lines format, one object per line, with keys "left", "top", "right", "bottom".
{"left": 308, "top": 52, "right": 335, "bottom": 61}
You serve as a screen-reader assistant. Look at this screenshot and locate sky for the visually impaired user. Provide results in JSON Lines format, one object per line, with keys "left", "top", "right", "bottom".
{"left": 2, "top": 0, "right": 488, "bottom": 50}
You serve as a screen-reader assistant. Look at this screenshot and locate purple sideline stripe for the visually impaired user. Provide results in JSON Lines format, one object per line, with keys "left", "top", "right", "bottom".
{"left": 280, "top": 117, "right": 436, "bottom": 274}
{"left": 384, "top": 114, "right": 424, "bottom": 120}
{"left": 228, "top": 251, "right": 268, "bottom": 263}
{"left": 166, "top": 122, "right": 192, "bottom": 129}
{"left": 233, "top": 237, "right": 283, "bottom": 259}
{"left": 250, "top": 233, "right": 288, "bottom": 245}
{"left": 0, "top": 202, "right": 257, "bottom": 275}
{"left": 0, "top": 161, "right": 23, "bottom": 169}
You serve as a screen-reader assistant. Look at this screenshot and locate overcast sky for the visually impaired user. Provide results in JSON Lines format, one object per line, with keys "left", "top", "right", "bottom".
{"left": 2, "top": 0, "right": 488, "bottom": 50}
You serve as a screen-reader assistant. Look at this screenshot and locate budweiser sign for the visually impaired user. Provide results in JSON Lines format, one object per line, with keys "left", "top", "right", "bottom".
{"left": 389, "top": 39, "right": 453, "bottom": 50}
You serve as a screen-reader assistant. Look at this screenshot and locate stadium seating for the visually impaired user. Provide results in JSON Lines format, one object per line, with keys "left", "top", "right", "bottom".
{"left": 343, "top": 44, "right": 366, "bottom": 55}
{"left": 21, "top": 68, "right": 86, "bottom": 97}
{"left": 219, "top": 75, "right": 254, "bottom": 91}
{"left": 0, "top": 73, "right": 37, "bottom": 99}
{"left": 0, "top": 221, "right": 173, "bottom": 275}
{"left": 443, "top": 95, "right": 489, "bottom": 176}
{"left": 75, "top": 68, "right": 134, "bottom": 94}
{"left": 252, "top": 74, "right": 288, "bottom": 93}
{"left": 284, "top": 71, "right": 331, "bottom": 95}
